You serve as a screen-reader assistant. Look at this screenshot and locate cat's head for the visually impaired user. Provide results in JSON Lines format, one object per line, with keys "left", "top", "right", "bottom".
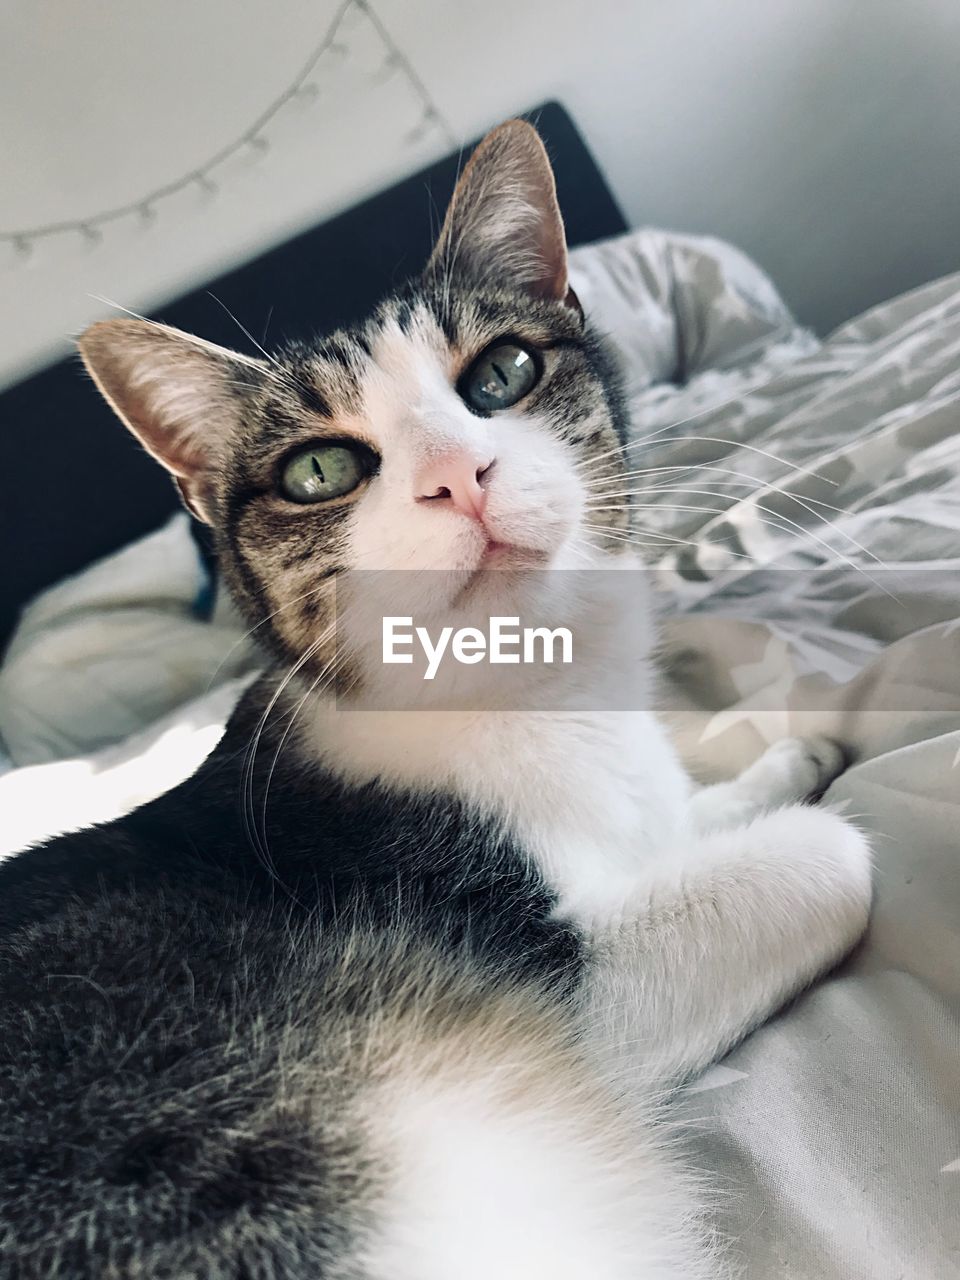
{"left": 78, "top": 121, "right": 630, "bottom": 683}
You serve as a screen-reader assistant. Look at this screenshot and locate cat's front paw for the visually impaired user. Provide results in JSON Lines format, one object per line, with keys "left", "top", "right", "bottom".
{"left": 741, "top": 734, "right": 847, "bottom": 807}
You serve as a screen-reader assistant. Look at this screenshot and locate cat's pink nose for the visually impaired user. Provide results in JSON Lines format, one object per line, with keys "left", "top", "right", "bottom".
{"left": 416, "top": 451, "right": 494, "bottom": 521}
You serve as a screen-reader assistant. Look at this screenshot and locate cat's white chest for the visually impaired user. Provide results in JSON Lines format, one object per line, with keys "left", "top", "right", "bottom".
{"left": 494, "top": 711, "right": 692, "bottom": 922}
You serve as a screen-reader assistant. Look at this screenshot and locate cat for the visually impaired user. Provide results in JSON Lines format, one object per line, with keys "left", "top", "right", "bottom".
{"left": 0, "top": 120, "right": 871, "bottom": 1279}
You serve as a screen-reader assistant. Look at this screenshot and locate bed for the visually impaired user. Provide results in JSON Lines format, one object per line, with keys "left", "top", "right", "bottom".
{"left": 1, "top": 112, "right": 958, "bottom": 1279}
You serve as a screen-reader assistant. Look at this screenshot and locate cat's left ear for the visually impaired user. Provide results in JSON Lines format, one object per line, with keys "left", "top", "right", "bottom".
{"left": 78, "top": 318, "right": 266, "bottom": 524}
{"left": 426, "top": 119, "right": 580, "bottom": 312}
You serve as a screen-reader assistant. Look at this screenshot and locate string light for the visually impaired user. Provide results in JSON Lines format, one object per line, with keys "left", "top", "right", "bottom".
{"left": 0, "top": 0, "right": 453, "bottom": 264}
{"left": 405, "top": 105, "right": 442, "bottom": 146}
{"left": 192, "top": 172, "right": 218, "bottom": 197}
{"left": 372, "top": 50, "right": 400, "bottom": 84}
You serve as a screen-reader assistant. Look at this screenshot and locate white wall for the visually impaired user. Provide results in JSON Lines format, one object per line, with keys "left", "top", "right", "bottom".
{"left": 2, "top": 0, "right": 959, "bottom": 390}
{"left": 397, "top": 0, "right": 960, "bottom": 337}
{"left": 0, "top": 0, "right": 454, "bottom": 389}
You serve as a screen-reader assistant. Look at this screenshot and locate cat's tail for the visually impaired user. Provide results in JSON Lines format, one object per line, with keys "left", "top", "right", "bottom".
{"left": 0, "top": 899, "right": 717, "bottom": 1279}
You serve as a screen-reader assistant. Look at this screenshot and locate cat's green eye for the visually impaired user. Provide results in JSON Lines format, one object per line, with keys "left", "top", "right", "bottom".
{"left": 280, "top": 444, "right": 369, "bottom": 504}
{"left": 461, "top": 342, "right": 540, "bottom": 413}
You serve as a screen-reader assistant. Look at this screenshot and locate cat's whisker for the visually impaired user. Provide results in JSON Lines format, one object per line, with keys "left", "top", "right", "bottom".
{"left": 560, "top": 539, "right": 602, "bottom": 566}
{"left": 240, "top": 625, "right": 336, "bottom": 880}
{"left": 581, "top": 462, "right": 774, "bottom": 490}
{"left": 637, "top": 434, "right": 839, "bottom": 485}
{"left": 620, "top": 487, "right": 892, "bottom": 580}
{"left": 584, "top": 499, "right": 898, "bottom": 598}
{"left": 588, "top": 502, "right": 732, "bottom": 517}
{"left": 584, "top": 484, "right": 858, "bottom": 534}
{"left": 579, "top": 519, "right": 708, "bottom": 542}
{"left": 573, "top": 387, "right": 783, "bottom": 473}
{"left": 203, "top": 577, "right": 343, "bottom": 691}
{"left": 580, "top": 466, "right": 774, "bottom": 498}
{"left": 206, "top": 291, "right": 290, "bottom": 378}
{"left": 584, "top": 465, "right": 858, "bottom": 525}
{"left": 576, "top": 427, "right": 839, "bottom": 490}
{"left": 577, "top": 523, "right": 756, "bottom": 561}
{"left": 580, "top": 466, "right": 705, "bottom": 486}
{"left": 582, "top": 464, "right": 887, "bottom": 575}
{"left": 259, "top": 639, "right": 357, "bottom": 849}
{"left": 591, "top": 498, "right": 890, "bottom": 575}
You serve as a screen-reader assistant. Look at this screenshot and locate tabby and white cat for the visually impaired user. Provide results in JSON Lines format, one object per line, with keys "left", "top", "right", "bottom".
{"left": 0, "top": 122, "right": 871, "bottom": 1278}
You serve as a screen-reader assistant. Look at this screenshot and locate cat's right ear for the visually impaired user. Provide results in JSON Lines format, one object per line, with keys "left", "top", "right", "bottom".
{"left": 425, "top": 119, "right": 575, "bottom": 307}
{"left": 77, "top": 318, "right": 266, "bottom": 524}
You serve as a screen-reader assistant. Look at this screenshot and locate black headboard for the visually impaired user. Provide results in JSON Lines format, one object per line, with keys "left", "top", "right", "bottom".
{"left": 0, "top": 102, "right": 626, "bottom": 653}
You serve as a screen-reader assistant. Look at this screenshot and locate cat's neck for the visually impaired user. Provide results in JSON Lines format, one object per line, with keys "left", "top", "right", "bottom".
{"left": 285, "top": 562, "right": 689, "bottom": 882}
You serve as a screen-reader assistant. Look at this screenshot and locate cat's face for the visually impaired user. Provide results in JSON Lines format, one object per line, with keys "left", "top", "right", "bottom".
{"left": 79, "top": 121, "right": 629, "bottom": 681}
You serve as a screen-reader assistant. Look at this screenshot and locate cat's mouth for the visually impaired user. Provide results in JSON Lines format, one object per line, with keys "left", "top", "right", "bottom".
{"left": 446, "top": 538, "right": 551, "bottom": 608}
{"left": 479, "top": 539, "right": 547, "bottom": 569}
